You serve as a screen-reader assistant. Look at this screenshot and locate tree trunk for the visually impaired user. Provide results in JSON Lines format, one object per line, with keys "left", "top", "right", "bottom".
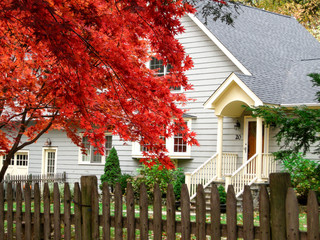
{"left": 0, "top": 152, "right": 16, "bottom": 182}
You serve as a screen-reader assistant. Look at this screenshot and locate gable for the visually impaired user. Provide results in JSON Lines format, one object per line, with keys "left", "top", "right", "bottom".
{"left": 204, "top": 73, "right": 263, "bottom": 117}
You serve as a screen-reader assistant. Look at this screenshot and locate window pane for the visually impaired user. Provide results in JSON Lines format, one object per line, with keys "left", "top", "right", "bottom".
{"left": 82, "top": 137, "right": 91, "bottom": 162}
{"left": 105, "top": 135, "right": 113, "bottom": 157}
{"left": 47, "top": 152, "right": 55, "bottom": 174}
{"left": 92, "top": 149, "right": 102, "bottom": 163}
{"left": 16, "top": 153, "right": 28, "bottom": 166}
{"left": 174, "top": 122, "right": 187, "bottom": 153}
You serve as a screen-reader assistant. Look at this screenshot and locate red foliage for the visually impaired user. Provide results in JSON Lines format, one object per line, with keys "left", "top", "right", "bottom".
{"left": 0, "top": 0, "right": 203, "bottom": 174}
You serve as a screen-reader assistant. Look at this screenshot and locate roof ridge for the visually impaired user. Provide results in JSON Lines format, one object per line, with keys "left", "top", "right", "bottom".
{"left": 236, "top": 2, "right": 293, "bottom": 19}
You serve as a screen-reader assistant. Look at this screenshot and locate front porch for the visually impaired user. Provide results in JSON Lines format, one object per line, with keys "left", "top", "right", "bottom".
{"left": 185, "top": 73, "right": 278, "bottom": 199}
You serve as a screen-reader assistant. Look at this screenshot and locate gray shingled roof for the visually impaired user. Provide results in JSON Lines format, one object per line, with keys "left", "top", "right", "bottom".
{"left": 195, "top": 3, "right": 320, "bottom": 105}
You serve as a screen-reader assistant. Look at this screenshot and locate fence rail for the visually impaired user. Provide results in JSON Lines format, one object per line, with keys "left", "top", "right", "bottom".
{"left": 0, "top": 175, "right": 319, "bottom": 239}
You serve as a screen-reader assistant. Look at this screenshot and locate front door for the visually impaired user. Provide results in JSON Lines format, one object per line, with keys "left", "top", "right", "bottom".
{"left": 244, "top": 118, "right": 265, "bottom": 162}
{"left": 43, "top": 149, "right": 57, "bottom": 175}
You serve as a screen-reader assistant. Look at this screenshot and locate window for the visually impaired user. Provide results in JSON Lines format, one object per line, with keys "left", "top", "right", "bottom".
{"left": 80, "top": 135, "right": 113, "bottom": 164}
{"left": 1, "top": 152, "right": 28, "bottom": 166}
{"left": 174, "top": 133, "right": 187, "bottom": 153}
{"left": 132, "top": 120, "right": 191, "bottom": 157}
{"left": 140, "top": 136, "right": 166, "bottom": 152}
{"left": 149, "top": 57, "right": 181, "bottom": 91}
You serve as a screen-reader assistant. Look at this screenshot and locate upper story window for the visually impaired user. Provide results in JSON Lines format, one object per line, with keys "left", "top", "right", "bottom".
{"left": 80, "top": 135, "right": 113, "bottom": 164}
{"left": 149, "top": 57, "right": 181, "bottom": 91}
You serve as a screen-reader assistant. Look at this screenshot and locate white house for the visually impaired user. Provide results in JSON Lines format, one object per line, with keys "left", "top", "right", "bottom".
{"left": 1, "top": 3, "right": 320, "bottom": 197}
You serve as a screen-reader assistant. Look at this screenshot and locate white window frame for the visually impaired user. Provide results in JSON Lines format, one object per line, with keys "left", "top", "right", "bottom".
{"left": 132, "top": 119, "right": 192, "bottom": 158}
{"left": 0, "top": 151, "right": 30, "bottom": 168}
{"left": 148, "top": 57, "right": 183, "bottom": 93}
{"left": 78, "top": 134, "right": 113, "bottom": 165}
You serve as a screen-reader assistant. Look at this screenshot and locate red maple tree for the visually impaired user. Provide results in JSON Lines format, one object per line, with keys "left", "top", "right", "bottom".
{"left": 0, "top": 0, "right": 230, "bottom": 181}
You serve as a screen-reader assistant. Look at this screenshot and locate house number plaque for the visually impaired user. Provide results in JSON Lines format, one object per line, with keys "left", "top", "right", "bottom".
{"left": 235, "top": 134, "right": 241, "bottom": 140}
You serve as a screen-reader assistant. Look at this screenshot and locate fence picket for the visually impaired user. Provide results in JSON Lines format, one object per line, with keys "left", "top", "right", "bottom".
{"left": 115, "top": 183, "right": 123, "bottom": 240}
{"left": 167, "top": 184, "right": 176, "bottom": 240}
{"left": 91, "top": 181, "right": 99, "bottom": 239}
{"left": 54, "top": 182, "right": 61, "bottom": 240}
{"left": 34, "top": 183, "right": 41, "bottom": 240}
{"left": 286, "top": 187, "right": 299, "bottom": 240}
{"left": 7, "top": 182, "right": 13, "bottom": 240}
{"left": 43, "top": 183, "right": 51, "bottom": 240}
{"left": 0, "top": 183, "right": 3, "bottom": 240}
{"left": 64, "top": 183, "right": 71, "bottom": 240}
{"left": 25, "top": 182, "right": 32, "bottom": 240}
{"left": 243, "top": 185, "right": 254, "bottom": 240}
{"left": 102, "top": 182, "right": 110, "bottom": 240}
{"left": 140, "top": 183, "right": 149, "bottom": 240}
{"left": 126, "top": 182, "right": 135, "bottom": 240}
{"left": 227, "top": 185, "right": 237, "bottom": 240}
{"left": 153, "top": 183, "right": 162, "bottom": 240}
{"left": 259, "top": 185, "right": 271, "bottom": 240}
{"left": 74, "top": 182, "right": 82, "bottom": 240}
{"left": 210, "top": 184, "right": 221, "bottom": 239}
{"left": 181, "top": 184, "right": 191, "bottom": 240}
{"left": 196, "top": 184, "right": 206, "bottom": 240}
{"left": 16, "top": 183, "right": 22, "bottom": 240}
{"left": 307, "top": 190, "right": 319, "bottom": 240}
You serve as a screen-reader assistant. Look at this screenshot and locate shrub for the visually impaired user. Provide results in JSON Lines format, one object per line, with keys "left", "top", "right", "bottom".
{"left": 130, "top": 163, "right": 185, "bottom": 201}
{"left": 282, "top": 153, "right": 320, "bottom": 204}
{"left": 100, "top": 147, "right": 121, "bottom": 192}
{"left": 173, "top": 168, "right": 185, "bottom": 201}
{"left": 217, "top": 185, "right": 227, "bottom": 204}
{"left": 117, "top": 173, "right": 133, "bottom": 194}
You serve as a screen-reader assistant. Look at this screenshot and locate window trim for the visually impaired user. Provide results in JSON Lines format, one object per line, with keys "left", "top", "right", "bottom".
{"left": 78, "top": 133, "right": 113, "bottom": 165}
{"left": 132, "top": 119, "right": 192, "bottom": 158}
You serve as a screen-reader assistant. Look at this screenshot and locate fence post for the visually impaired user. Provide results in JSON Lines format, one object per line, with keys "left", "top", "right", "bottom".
{"left": 81, "top": 175, "right": 97, "bottom": 240}
{"left": 269, "top": 173, "right": 291, "bottom": 240}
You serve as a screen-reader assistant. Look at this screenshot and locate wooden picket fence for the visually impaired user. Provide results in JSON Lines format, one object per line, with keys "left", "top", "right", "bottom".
{"left": 0, "top": 175, "right": 319, "bottom": 239}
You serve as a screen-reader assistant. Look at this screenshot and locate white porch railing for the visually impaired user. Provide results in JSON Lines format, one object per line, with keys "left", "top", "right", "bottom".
{"left": 262, "top": 153, "right": 277, "bottom": 179}
{"left": 221, "top": 153, "right": 238, "bottom": 175}
{"left": 185, "top": 152, "right": 238, "bottom": 200}
{"left": 225, "top": 153, "right": 258, "bottom": 198}
{"left": 185, "top": 153, "right": 218, "bottom": 200}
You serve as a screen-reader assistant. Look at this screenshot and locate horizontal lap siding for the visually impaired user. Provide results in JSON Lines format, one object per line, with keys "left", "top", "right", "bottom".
{"left": 176, "top": 16, "right": 242, "bottom": 172}
{"left": 27, "top": 130, "right": 138, "bottom": 183}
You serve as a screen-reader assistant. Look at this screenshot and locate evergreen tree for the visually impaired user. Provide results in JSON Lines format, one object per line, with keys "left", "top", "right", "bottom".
{"left": 100, "top": 147, "right": 121, "bottom": 192}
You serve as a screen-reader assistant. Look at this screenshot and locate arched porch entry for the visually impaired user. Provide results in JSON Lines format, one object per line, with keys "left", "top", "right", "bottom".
{"left": 203, "top": 73, "right": 276, "bottom": 196}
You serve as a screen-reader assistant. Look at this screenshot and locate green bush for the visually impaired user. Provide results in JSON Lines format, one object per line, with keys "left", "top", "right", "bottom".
{"left": 117, "top": 173, "right": 133, "bottom": 194}
{"left": 100, "top": 147, "right": 121, "bottom": 192}
{"left": 217, "top": 185, "right": 227, "bottom": 204}
{"left": 282, "top": 153, "right": 320, "bottom": 204}
{"left": 130, "top": 163, "right": 185, "bottom": 201}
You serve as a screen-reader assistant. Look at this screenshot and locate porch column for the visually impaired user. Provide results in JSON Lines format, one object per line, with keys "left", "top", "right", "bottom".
{"left": 216, "top": 115, "right": 223, "bottom": 180}
{"left": 256, "top": 117, "right": 263, "bottom": 182}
